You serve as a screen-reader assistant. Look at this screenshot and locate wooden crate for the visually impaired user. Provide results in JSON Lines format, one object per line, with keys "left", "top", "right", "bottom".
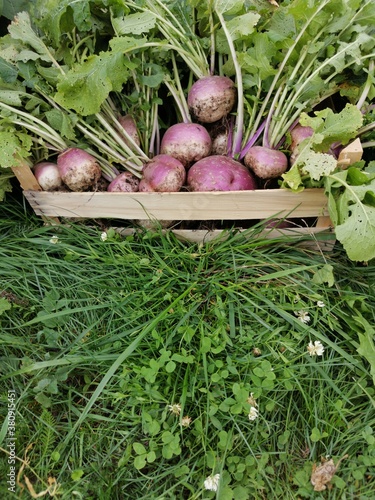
{"left": 11, "top": 140, "right": 362, "bottom": 245}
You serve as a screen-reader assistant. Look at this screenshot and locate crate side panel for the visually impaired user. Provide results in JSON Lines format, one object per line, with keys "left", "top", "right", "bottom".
{"left": 23, "top": 189, "right": 328, "bottom": 221}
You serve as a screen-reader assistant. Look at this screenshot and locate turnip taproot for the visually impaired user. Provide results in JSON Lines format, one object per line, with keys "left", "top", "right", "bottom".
{"left": 188, "top": 76, "right": 236, "bottom": 123}
{"left": 160, "top": 123, "right": 211, "bottom": 167}
{"left": 244, "top": 146, "right": 288, "bottom": 179}
{"left": 33, "top": 161, "right": 62, "bottom": 191}
{"left": 139, "top": 154, "right": 186, "bottom": 192}
{"left": 107, "top": 172, "right": 139, "bottom": 192}
{"left": 57, "top": 148, "right": 102, "bottom": 191}
{"left": 187, "top": 155, "right": 257, "bottom": 191}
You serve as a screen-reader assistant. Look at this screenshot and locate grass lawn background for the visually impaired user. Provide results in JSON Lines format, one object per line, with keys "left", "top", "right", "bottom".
{"left": 1, "top": 194, "right": 375, "bottom": 499}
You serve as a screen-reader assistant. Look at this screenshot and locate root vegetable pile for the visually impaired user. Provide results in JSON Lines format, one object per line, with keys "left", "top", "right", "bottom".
{"left": 1, "top": 0, "right": 375, "bottom": 260}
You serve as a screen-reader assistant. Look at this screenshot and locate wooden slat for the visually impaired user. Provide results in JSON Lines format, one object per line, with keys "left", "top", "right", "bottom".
{"left": 23, "top": 188, "right": 329, "bottom": 221}
{"left": 11, "top": 164, "right": 42, "bottom": 191}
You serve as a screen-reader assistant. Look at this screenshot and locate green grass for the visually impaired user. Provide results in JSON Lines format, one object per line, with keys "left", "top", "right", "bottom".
{"left": 1, "top": 197, "right": 375, "bottom": 499}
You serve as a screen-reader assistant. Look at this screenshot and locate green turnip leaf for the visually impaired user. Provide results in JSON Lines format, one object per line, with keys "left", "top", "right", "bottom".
{"left": 300, "top": 104, "right": 363, "bottom": 152}
{"left": 54, "top": 52, "right": 129, "bottom": 115}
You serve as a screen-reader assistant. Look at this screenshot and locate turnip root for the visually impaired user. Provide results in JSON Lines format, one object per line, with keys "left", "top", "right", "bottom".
{"left": 160, "top": 123, "right": 212, "bottom": 167}
{"left": 187, "top": 155, "right": 257, "bottom": 192}
{"left": 33, "top": 161, "right": 62, "bottom": 191}
{"left": 289, "top": 124, "right": 313, "bottom": 165}
{"left": 139, "top": 154, "right": 186, "bottom": 192}
{"left": 187, "top": 76, "right": 236, "bottom": 123}
{"left": 57, "top": 148, "right": 102, "bottom": 191}
{"left": 118, "top": 114, "right": 141, "bottom": 148}
{"left": 244, "top": 146, "right": 288, "bottom": 179}
{"left": 211, "top": 130, "right": 229, "bottom": 155}
{"left": 107, "top": 172, "right": 139, "bottom": 192}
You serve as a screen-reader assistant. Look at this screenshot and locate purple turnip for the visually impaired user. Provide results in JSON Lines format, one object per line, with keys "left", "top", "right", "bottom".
{"left": 107, "top": 172, "right": 139, "bottom": 192}
{"left": 160, "top": 123, "right": 212, "bottom": 168}
{"left": 33, "top": 161, "right": 63, "bottom": 191}
{"left": 187, "top": 76, "right": 236, "bottom": 123}
{"left": 244, "top": 146, "right": 288, "bottom": 179}
{"left": 57, "top": 148, "right": 102, "bottom": 191}
{"left": 187, "top": 155, "right": 257, "bottom": 192}
{"left": 118, "top": 114, "right": 141, "bottom": 148}
{"left": 139, "top": 154, "right": 186, "bottom": 192}
{"left": 289, "top": 124, "right": 313, "bottom": 165}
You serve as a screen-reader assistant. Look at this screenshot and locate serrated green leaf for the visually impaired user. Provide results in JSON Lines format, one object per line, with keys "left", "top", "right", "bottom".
{"left": 0, "top": 57, "right": 18, "bottom": 83}
{"left": 45, "top": 109, "right": 77, "bottom": 141}
{"left": 300, "top": 104, "right": 363, "bottom": 152}
{"left": 225, "top": 12, "right": 260, "bottom": 41}
{"left": 335, "top": 202, "right": 375, "bottom": 262}
{"left": 301, "top": 151, "right": 337, "bottom": 181}
{"left": 34, "top": 0, "right": 93, "bottom": 46}
{"left": 112, "top": 12, "right": 156, "bottom": 36}
{"left": 0, "top": 131, "right": 32, "bottom": 169}
{"left": 8, "top": 12, "right": 56, "bottom": 65}
{"left": 281, "top": 165, "right": 304, "bottom": 191}
{"left": 214, "top": 0, "right": 244, "bottom": 15}
{"left": 54, "top": 51, "right": 129, "bottom": 115}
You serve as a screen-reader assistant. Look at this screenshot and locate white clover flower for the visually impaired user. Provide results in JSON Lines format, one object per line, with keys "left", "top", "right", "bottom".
{"left": 204, "top": 473, "right": 220, "bottom": 492}
{"left": 180, "top": 415, "right": 192, "bottom": 427}
{"left": 49, "top": 236, "right": 59, "bottom": 244}
{"left": 100, "top": 231, "right": 108, "bottom": 242}
{"left": 295, "top": 310, "right": 311, "bottom": 324}
{"left": 167, "top": 403, "right": 181, "bottom": 415}
{"left": 317, "top": 300, "right": 325, "bottom": 308}
{"left": 307, "top": 340, "right": 325, "bottom": 357}
{"left": 248, "top": 406, "right": 259, "bottom": 421}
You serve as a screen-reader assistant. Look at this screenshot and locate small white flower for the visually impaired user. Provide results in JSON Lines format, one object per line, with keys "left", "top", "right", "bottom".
{"left": 204, "top": 473, "right": 220, "bottom": 492}
{"left": 307, "top": 340, "right": 325, "bottom": 357}
{"left": 180, "top": 415, "right": 192, "bottom": 427}
{"left": 100, "top": 231, "right": 108, "bottom": 241}
{"left": 295, "top": 310, "right": 311, "bottom": 324}
{"left": 317, "top": 300, "right": 325, "bottom": 308}
{"left": 248, "top": 406, "right": 259, "bottom": 421}
{"left": 49, "top": 236, "right": 59, "bottom": 244}
{"left": 167, "top": 403, "right": 181, "bottom": 415}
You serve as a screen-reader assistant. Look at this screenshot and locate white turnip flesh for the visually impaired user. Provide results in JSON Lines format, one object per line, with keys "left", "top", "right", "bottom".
{"left": 244, "top": 146, "right": 288, "bottom": 179}
{"left": 139, "top": 154, "right": 186, "bottom": 192}
{"left": 107, "top": 172, "right": 139, "bottom": 192}
{"left": 160, "top": 123, "right": 212, "bottom": 167}
{"left": 33, "top": 162, "right": 63, "bottom": 191}
{"left": 57, "top": 148, "right": 102, "bottom": 191}
{"left": 187, "top": 76, "right": 236, "bottom": 123}
{"left": 187, "top": 155, "right": 257, "bottom": 192}
{"left": 118, "top": 114, "right": 141, "bottom": 148}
